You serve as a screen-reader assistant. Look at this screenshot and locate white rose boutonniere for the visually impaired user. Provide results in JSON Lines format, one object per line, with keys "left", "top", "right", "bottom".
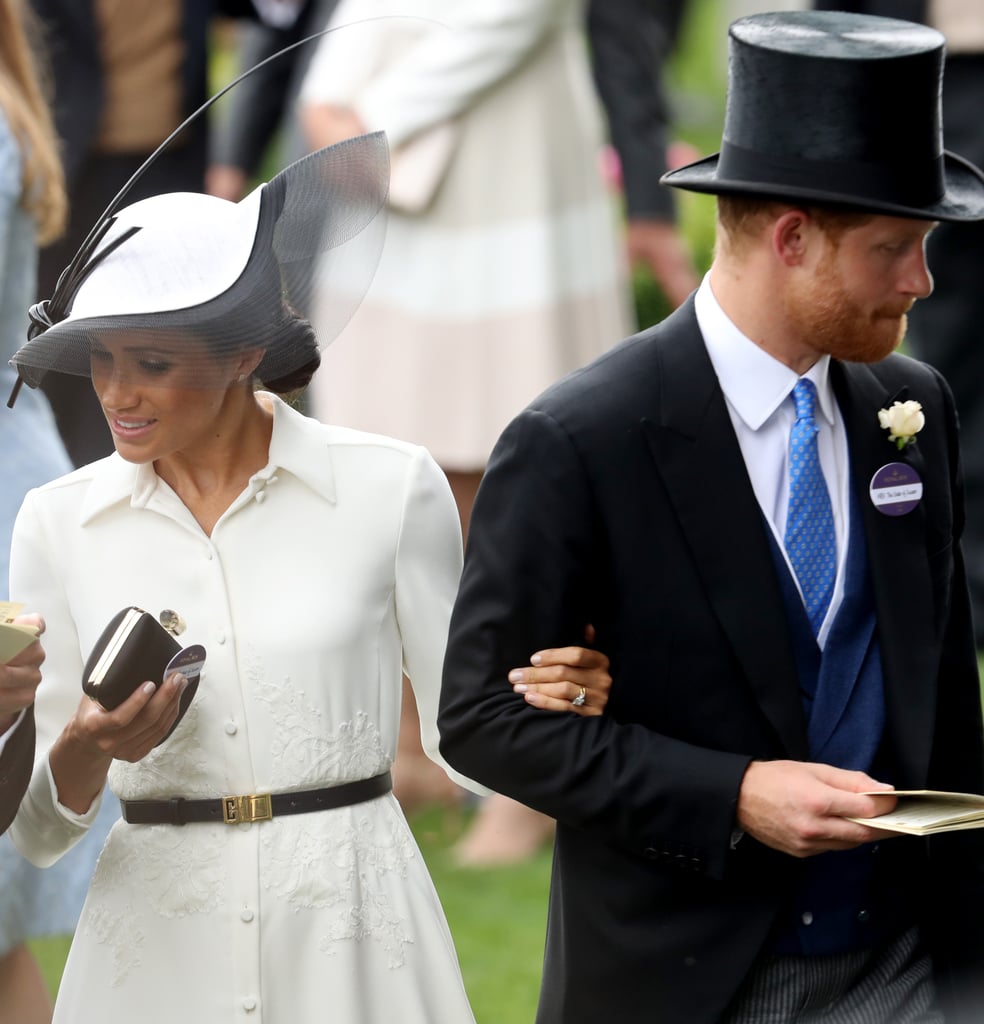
{"left": 878, "top": 400, "right": 925, "bottom": 450}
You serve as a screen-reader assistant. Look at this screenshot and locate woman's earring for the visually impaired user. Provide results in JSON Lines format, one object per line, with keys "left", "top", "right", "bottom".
{"left": 236, "top": 373, "right": 248, "bottom": 384}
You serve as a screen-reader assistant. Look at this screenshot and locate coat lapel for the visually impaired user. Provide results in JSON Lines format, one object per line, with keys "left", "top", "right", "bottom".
{"left": 640, "top": 309, "right": 808, "bottom": 758}
{"left": 831, "top": 360, "right": 937, "bottom": 784}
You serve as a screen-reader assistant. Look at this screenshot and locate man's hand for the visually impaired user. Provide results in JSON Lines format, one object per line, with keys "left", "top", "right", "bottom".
{"left": 300, "top": 104, "right": 367, "bottom": 152}
{"left": 0, "top": 614, "right": 45, "bottom": 732}
{"left": 736, "top": 759, "right": 899, "bottom": 858}
{"left": 626, "top": 218, "right": 699, "bottom": 309}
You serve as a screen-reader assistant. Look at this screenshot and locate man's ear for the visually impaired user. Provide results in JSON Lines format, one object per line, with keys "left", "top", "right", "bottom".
{"left": 771, "top": 209, "right": 814, "bottom": 267}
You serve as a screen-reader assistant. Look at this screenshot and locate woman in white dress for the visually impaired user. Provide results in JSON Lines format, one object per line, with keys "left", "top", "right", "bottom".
{"left": 5, "top": 134, "right": 611, "bottom": 1023}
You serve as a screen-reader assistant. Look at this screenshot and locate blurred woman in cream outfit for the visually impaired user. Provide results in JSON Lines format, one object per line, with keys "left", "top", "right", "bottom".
{"left": 300, "top": 0, "right": 632, "bottom": 860}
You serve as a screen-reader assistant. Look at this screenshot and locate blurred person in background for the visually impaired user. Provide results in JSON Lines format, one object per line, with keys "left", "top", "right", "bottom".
{"left": 588, "top": 0, "right": 698, "bottom": 311}
{"left": 0, "top": 2, "right": 70, "bottom": 1020}
{"left": 298, "top": 0, "right": 635, "bottom": 864}
{"left": 27, "top": 0, "right": 309, "bottom": 469}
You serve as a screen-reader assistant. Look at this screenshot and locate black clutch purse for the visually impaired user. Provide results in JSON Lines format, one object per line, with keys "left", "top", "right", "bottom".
{"left": 82, "top": 607, "right": 205, "bottom": 742}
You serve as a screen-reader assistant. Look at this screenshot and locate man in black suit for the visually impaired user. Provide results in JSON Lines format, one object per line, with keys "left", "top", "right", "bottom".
{"left": 0, "top": 621, "right": 45, "bottom": 835}
{"left": 439, "top": 10, "right": 984, "bottom": 1024}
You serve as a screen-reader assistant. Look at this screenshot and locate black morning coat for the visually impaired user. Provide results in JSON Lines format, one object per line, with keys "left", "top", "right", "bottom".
{"left": 438, "top": 298, "right": 984, "bottom": 1024}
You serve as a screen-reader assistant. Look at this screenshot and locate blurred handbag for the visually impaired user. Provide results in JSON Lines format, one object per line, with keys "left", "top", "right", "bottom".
{"left": 82, "top": 607, "right": 204, "bottom": 743}
{"left": 388, "top": 120, "right": 458, "bottom": 214}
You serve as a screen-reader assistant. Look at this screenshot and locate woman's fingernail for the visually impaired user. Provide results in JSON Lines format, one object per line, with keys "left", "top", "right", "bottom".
{"left": 513, "top": 683, "right": 528, "bottom": 694}
{"left": 508, "top": 669, "right": 524, "bottom": 683}
{"left": 530, "top": 654, "right": 542, "bottom": 666}
{"left": 143, "top": 681, "right": 156, "bottom": 695}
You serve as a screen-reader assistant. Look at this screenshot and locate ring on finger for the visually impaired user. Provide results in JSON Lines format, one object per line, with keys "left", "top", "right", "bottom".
{"left": 571, "top": 686, "right": 586, "bottom": 708}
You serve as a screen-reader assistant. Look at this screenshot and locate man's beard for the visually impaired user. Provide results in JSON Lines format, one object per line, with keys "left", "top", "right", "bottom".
{"left": 785, "top": 252, "right": 911, "bottom": 364}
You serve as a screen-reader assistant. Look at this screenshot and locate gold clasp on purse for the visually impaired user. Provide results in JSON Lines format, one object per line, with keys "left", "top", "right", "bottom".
{"left": 222, "top": 793, "right": 273, "bottom": 824}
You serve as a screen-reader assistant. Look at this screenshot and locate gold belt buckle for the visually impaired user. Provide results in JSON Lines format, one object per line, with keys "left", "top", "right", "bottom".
{"left": 222, "top": 793, "right": 273, "bottom": 824}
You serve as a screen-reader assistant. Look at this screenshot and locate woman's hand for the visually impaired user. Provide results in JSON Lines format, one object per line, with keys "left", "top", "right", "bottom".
{"left": 49, "top": 672, "right": 189, "bottom": 814}
{"left": 509, "top": 626, "right": 611, "bottom": 717}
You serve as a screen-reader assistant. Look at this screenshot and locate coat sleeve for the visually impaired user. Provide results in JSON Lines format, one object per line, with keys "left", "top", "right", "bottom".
{"left": 438, "top": 407, "right": 749, "bottom": 879}
{"left": 299, "top": 0, "right": 568, "bottom": 148}
{"left": 8, "top": 489, "right": 103, "bottom": 867}
{"left": 919, "top": 366, "right": 984, "bottom": 1016}
{"left": 586, "top": 0, "right": 684, "bottom": 221}
{"left": 0, "top": 710, "right": 35, "bottom": 834}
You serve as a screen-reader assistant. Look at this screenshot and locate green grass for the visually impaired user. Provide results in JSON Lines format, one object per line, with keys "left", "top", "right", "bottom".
{"left": 29, "top": 804, "right": 553, "bottom": 1024}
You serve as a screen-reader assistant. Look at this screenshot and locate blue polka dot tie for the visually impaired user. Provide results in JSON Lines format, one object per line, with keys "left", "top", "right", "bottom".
{"left": 784, "top": 379, "right": 836, "bottom": 636}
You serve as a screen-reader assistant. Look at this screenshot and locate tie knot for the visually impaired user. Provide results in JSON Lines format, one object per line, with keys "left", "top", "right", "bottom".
{"left": 791, "top": 378, "right": 818, "bottom": 422}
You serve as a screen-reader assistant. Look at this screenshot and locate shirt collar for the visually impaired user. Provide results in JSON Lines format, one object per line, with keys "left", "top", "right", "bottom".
{"left": 79, "top": 393, "right": 336, "bottom": 525}
{"left": 694, "top": 274, "right": 836, "bottom": 430}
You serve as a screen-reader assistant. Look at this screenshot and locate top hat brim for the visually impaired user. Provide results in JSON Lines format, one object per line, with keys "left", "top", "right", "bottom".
{"left": 661, "top": 149, "right": 984, "bottom": 223}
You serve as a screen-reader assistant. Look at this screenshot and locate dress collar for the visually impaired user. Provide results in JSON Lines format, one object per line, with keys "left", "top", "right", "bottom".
{"left": 79, "top": 393, "right": 336, "bottom": 525}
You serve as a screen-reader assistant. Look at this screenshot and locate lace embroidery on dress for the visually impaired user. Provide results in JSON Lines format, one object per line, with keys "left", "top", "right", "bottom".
{"left": 83, "top": 810, "right": 227, "bottom": 980}
{"left": 85, "top": 904, "right": 146, "bottom": 988}
{"left": 245, "top": 648, "right": 391, "bottom": 788}
{"left": 246, "top": 646, "right": 417, "bottom": 967}
{"left": 108, "top": 687, "right": 212, "bottom": 801}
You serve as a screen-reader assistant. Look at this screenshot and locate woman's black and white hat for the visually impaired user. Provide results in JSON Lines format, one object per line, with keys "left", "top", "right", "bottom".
{"left": 662, "top": 10, "right": 984, "bottom": 222}
{"left": 10, "top": 132, "right": 389, "bottom": 394}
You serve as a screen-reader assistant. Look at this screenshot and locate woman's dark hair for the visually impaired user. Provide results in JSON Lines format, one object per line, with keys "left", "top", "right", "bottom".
{"left": 252, "top": 305, "right": 321, "bottom": 396}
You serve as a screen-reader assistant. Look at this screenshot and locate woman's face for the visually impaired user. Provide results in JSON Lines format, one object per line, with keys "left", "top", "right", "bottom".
{"left": 89, "top": 334, "right": 249, "bottom": 464}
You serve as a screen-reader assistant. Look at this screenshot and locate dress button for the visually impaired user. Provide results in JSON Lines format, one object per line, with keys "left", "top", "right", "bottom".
{"left": 216, "top": 631, "right": 226, "bottom": 645}
{"left": 801, "top": 911, "right": 814, "bottom": 926}
{"left": 241, "top": 908, "right": 254, "bottom": 923}
{"left": 242, "top": 996, "right": 257, "bottom": 1012}
{"left": 255, "top": 491, "right": 266, "bottom": 504}
{"left": 224, "top": 721, "right": 238, "bottom": 736}
{"left": 857, "top": 909, "right": 871, "bottom": 923}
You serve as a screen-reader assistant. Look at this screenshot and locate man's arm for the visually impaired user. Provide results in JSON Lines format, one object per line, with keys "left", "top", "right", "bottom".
{"left": 439, "top": 406, "right": 901, "bottom": 874}
{"left": 586, "top": 0, "right": 697, "bottom": 306}
{"left": 208, "top": 1, "right": 328, "bottom": 199}
{"left": 439, "top": 408, "right": 751, "bottom": 880}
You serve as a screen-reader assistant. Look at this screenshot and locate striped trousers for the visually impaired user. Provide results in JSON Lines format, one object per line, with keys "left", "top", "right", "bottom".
{"left": 722, "top": 927, "right": 944, "bottom": 1023}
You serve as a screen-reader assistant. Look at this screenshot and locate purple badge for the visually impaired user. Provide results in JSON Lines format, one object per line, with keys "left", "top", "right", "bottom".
{"left": 869, "top": 462, "right": 922, "bottom": 516}
{"left": 164, "top": 643, "right": 207, "bottom": 683}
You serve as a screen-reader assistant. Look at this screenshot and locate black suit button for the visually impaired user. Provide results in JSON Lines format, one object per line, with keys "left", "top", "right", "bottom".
{"left": 643, "top": 847, "right": 660, "bottom": 861}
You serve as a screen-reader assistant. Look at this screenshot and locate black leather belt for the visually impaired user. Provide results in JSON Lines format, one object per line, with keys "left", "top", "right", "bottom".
{"left": 120, "top": 771, "right": 392, "bottom": 825}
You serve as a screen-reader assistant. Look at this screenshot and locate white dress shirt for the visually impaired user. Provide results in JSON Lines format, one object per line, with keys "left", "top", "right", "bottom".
{"left": 695, "top": 275, "right": 850, "bottom": 648}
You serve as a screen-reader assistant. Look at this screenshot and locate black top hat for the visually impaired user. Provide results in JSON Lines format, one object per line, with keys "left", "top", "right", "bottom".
{"left": 661, "top": 10, "right": 984, "bottom": 222}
